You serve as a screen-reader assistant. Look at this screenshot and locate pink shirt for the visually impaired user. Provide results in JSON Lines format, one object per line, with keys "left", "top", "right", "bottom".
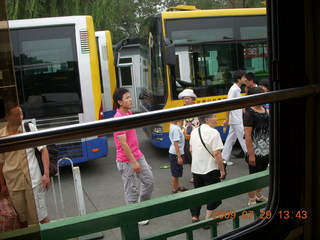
{"left": 113, "top": 109, "right": 143, "bottom": 162}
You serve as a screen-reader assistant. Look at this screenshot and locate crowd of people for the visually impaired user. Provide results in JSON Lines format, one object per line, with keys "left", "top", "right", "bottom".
{"left": 112, "top": 71, "right": 269, "bottom": 226}
{"left": 0, "top": 72, "right": 269, "bottom": 231}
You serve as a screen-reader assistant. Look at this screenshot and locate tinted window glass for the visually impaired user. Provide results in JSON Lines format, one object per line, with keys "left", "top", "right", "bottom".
{"left": 120, "top": 66, "right": 132, "bottom": 85}
{"left": 10, "top": 25, "right": 83, "bottom": 118}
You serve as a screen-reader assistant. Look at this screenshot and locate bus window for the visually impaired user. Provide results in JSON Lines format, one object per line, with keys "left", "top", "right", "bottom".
{"left": 11, "top": 26, "right": 82, "bottom": 119}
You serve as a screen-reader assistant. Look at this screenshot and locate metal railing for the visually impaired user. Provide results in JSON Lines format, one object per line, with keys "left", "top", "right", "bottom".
{"left": 0, "top": 171, "right": 269, "bottom": 240}
{"left": 0, "top": 84, "right": 319, "bottom": 239}
{"left": 0, "top": 84, "right": 319, "bottom": 153}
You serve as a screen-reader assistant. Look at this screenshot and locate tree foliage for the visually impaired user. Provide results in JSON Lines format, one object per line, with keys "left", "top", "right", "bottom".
{"left": 7, "top": 0, "right": 265, "bottom": 43}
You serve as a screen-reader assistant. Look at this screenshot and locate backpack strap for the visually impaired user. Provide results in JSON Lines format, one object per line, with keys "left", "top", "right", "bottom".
{"left": 24, "top": 121, "right": 31, "bottom": 132}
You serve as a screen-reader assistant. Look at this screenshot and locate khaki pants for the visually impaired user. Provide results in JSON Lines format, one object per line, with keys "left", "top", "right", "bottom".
{"left": 9, "top": 189, "right": 38, "bottom": 225}
{"left": 117, "top": 156, "right": 154, "bottom": 205}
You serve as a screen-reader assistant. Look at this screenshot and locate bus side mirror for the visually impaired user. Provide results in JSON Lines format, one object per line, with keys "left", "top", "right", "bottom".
{"left": 164, "top": 38, "right": 175, "bottom": 66}
{"left": 165, "top": 44, "right": 176, "bottom": 66}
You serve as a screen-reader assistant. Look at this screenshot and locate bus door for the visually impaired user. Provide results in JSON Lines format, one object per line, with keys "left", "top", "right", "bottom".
{"left": 118, "top": 57, "right": 138, "bottom": 111}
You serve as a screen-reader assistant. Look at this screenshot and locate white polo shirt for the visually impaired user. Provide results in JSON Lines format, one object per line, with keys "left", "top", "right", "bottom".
{"left": 189, "top": 124, "right": 224, "bottom": 174}
{"left": 23, "top": 122, "right": 45, "bottom": 188}
{"left": 228, "top": 83, "right": 243, "bottom": 124}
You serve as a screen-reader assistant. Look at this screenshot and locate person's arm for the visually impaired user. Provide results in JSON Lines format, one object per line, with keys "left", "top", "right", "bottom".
{"left": 0, "top": 163, "right": 8, "bottom": 196}
{"left": 118, "top": 135, "right": 141, "bottom": 173}
{"left": 40, "top": 147, "right": 50, "bottom": 191}
{"left": 213, "top": 150, "right": 226, "bottom": 180}
{"left": 244, "top": 126, "right": 256, "bottom": 166}
{"left": 223, "top": 111, "right": 230, "bottom": 126}
{"left": 173, "top": 141, "right": 183, "bottom": 165}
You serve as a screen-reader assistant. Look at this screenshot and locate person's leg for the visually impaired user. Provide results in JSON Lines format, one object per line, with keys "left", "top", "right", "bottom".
{"left": 171, "top": 176, "right": 179, "bottom": 192}
{"left": 248, "top": 161, "right": 259, "bottom": 206}
{"left": 222, "top": 125, "right": 237, "bottom": 165}
{"left": 9, "top": 190, "right": 28, "bottom": 227}
{"left": 234, "top": 123, "right": 248, "bottom": 153}
{"left": 204, "top": 170, "right": 222, "bottom": 216}
{"left": 248, "top": 191, "right": 256, "bottom": 206}
{"left": 254, "top": 156, "right": 269, "bottom": 202}
{"left": 169, "top": 153, "right": 185, "bottom": 193}
{"left": 190, "top": 173, "right": 203, "bottom": 221}
{"left": 30, "top": 185, "right": 49, "bottom": 224}
{"left": 136, "top": 156, "right": 154, "bottom": 202}
{"left": 117, "top": 161, "right": 139, "bottom": 204}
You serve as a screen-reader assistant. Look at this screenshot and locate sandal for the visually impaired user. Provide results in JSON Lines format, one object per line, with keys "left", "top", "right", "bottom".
{"left": 178, "top": 186, "right": 188, "bottom": 191}
{"left": 171, "top": 186, "right": 188, "bottom": 194}
{"left": 172, "top": 189, "right": 181, "bottom": 194}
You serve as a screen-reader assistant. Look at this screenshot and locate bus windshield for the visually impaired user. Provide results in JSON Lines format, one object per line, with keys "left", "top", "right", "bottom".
{"left": 11, "top": 25, "right": 83, "bottom": 119}
{"left": 140, "top": 16, "right": 167, "bottom": 111}
{"left": 165, "top": 15, "right": 267, "bottom": 99}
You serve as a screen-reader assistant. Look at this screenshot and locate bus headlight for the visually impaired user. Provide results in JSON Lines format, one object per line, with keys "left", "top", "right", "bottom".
{"left": 152, "top": 126, "right": 163, "bottom": 134}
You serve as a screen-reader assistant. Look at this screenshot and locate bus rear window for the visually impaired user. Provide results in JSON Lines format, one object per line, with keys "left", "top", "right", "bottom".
{"left": 10, "top": 25, "right": 83, "bottom": 119}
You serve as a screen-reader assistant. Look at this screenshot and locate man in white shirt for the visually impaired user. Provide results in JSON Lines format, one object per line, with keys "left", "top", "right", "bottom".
{"left": 222, "top": 71, "right": 248, "bottom": 166}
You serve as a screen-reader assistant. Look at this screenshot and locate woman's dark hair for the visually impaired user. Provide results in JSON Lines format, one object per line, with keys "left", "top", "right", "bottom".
{"left": 113, "top": 88, "right": 129, "bottom": 108}
{"left": 247, "top": 86, "right": 264, "bottom": 96}
{"left": 258, "top": 78, "right": 269, "bottom": 89}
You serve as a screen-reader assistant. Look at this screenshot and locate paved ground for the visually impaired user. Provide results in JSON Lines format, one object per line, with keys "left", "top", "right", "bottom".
{"left": 44, "top": 128, "right": 269, "bottom": 239}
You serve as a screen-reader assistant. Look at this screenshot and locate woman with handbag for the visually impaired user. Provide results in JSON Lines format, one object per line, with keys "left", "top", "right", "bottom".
{"left": 189, "top": 114, "right": 226, "bottom": 224}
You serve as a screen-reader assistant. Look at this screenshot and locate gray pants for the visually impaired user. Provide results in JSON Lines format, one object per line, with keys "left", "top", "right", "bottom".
{"left": 116, "top": 156, "right": 154, "bottom": 205}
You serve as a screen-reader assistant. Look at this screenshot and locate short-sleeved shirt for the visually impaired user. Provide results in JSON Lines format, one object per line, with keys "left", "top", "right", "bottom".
{"left": 22, "top": 122, "right": 45, "bottom": 187}
{"left": 189, "top": 124, "right": 224, "bottom": 174}
{"left": 169, "top": 124, "right": 185, "bottom": 155}
{"left": 0, "top": 124, "right": 32, "bottom": 191}
{"left": 228, "top": 83, "right": 243, "bottom": 124}
{"left": 113, "top": 109, "right": 143, "bottom": 162}
{"left": 243, "top": 107, "right": 269, "bottom": 157}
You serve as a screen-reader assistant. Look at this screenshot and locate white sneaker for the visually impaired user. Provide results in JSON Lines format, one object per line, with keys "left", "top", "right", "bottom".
{"left": 227, "top": 161, "right": 234, "bottom": 166}
{"left": 138, "top": 220, "right": 149, "bottom": 225}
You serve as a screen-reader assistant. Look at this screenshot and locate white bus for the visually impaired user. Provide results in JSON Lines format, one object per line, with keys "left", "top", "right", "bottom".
{"left": 9, "top": 16, "right": 108, "bottom": 165}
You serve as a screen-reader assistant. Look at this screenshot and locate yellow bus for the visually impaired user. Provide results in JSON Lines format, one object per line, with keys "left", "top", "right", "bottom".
{"left": 9, "top": 16, "right": 108, "bottom": 164}
{"left": 137, "top": 7, "right": 267, "bottom": 148}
